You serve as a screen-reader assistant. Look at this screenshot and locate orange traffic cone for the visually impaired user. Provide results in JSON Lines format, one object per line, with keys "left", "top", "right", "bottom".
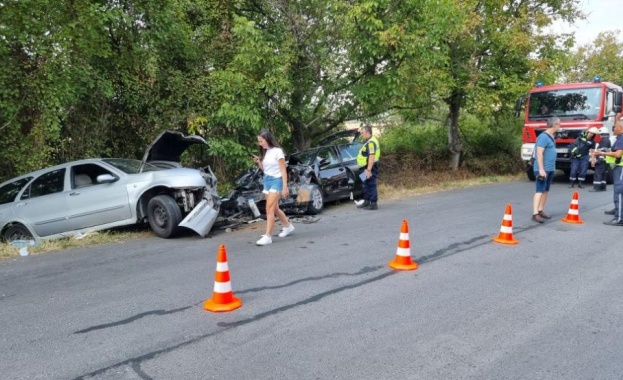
{"left": 561, "top": 191, "right": 583, "bottom": 224}
{"left": 388, "top": 220, "right": 419, "bottom": 271}
{"left": 204, "top": 244, "right": 242, "bottom": 312}
{"left": 492, "top": 203, "right": 519, "bottom": 245}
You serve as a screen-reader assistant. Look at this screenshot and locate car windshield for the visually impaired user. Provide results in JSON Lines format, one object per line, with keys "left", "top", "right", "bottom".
{"left": 528, "top": 87, "right": 602, "bottom": 121}
{"left": 102, "top": 159, "right": 162, "bottom": 174}
{"left": 0, "top": 177, "right": 33, "bottom": 205}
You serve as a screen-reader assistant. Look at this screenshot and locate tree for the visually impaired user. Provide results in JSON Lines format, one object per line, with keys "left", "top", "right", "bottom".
{"left": 199, "top": 0, "right": 456, "bottom": 151}
{"left": 566, "top": 31, "right": 623, "bottom": 84}
{"left": 429, "top": 0, "right": 583, "bottom": 170}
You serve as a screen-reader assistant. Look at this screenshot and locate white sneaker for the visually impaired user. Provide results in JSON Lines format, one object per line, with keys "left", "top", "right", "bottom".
{"left": 256, "top": 235, "right": 272, "bottom": 246}
{"left": 354, "top": 199, "right": 365, "bottom": 206}
{"left": 278, "top": 224, "right": 295, "bottom": 238}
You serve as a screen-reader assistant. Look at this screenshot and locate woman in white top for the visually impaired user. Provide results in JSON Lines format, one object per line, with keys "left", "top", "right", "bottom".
{"left": 251, "top": 130, "right": 295, "bottom": 246}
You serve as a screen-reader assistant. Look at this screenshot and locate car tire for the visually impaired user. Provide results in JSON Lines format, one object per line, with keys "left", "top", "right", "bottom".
{"left": 147, "top": 195, "right": 182, "bottom": 238}
{"left": 3, "top": 224, "right": 33, "bottom": 242}
{"left": 306, "top": 184, "right": 324, "bottom": 215}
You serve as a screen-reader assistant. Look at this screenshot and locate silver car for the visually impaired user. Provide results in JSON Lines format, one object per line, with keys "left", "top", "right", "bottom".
{"left": 0, "top": 131, "right": 220, "bottom": 242}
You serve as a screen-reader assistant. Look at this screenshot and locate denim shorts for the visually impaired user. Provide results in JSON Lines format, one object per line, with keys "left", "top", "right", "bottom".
{"left": 535, "top": 171, "right": 555, "bottom": 193}
{"left": 263, "top": 175, "right": 283, "bottom": 194}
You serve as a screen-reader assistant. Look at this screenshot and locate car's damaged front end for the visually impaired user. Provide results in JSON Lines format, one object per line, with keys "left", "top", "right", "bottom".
{"left": 175, "top": 166, "right": 221, "bottom": 237}
{"left": 142, "top": 131, "right": 221, "bottom": 237}
{"left": 219, "top": 163, "right": 321, "bottom": 222}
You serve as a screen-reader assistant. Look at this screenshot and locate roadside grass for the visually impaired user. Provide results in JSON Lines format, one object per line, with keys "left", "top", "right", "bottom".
{"left": 0, "top": 171, "right": 521, "bottom": 260}
{"left": 0, "top": 229, "right": 153, "bottom": 260}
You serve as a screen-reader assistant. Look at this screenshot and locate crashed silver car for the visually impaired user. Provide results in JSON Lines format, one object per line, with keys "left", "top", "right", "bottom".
{"left": 0, "top": 131, "right": 220, "bottom": 242}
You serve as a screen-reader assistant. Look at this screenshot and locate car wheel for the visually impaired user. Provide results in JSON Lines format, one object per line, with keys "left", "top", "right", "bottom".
{"left": 306, "top": 184, "right": 324, "bottom": 215}
{"left": 147, "top": 195, "right": 182, "bottom": 238}
{"left": 3, "top": 224, "right": 33, "bottom": 242}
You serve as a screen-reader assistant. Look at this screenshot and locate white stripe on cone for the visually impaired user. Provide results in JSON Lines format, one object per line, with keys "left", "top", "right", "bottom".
{"left": 216, "top": 262, "right": 228, "bottom": 271}
{"left": 396, "top": 247, "right": 411, "bottom": 257}
{"left": 214, "top": 281, "right": 233, "bottom": 293}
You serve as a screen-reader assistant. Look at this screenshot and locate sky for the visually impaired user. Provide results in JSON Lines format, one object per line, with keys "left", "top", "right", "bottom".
{"left": 551, "top": 0, "right": 623, "bottom": 47}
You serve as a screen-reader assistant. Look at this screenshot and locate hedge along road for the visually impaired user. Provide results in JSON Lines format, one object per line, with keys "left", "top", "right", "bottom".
{"left": 1, "top": 179, "right": 623, "bottom": 380}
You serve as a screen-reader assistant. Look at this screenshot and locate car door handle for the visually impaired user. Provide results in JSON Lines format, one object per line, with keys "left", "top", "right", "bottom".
{"left": 69, "top": 192, "right": 81, "bottom": 196}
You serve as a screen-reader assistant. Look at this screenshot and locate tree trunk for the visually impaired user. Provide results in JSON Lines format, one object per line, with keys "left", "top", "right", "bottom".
{"left": 447, "top": 91, "right": 463, "bottom": 171}
{"left": 290, "top": 119, "right": 312, "bottom": 152}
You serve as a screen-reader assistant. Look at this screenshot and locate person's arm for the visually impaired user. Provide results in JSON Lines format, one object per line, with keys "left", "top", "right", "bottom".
{"left": 365, "top": 141, "right": 375, "bottom": 179}
{"left": 536, "top": 146, "right": 546, "bottom": 178}
{"left": 279, "top": 158, "right": 289, "bottom": 197}
{"left": 365, "top": 155, "right": 374, "bottom": 179}
{"left": 252, "top": 154, "right": 263, "bottom": 170}
{"left": 597, "top": 148, "right": 623, "bottom": 159}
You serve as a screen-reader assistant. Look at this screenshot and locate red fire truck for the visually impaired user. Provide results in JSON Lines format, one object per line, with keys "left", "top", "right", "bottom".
{"left": 516, "top": 78, "right": 623, "bottom": 181}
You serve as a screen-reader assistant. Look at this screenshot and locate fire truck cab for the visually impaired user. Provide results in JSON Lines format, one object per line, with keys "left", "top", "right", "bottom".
{"left": 516, "top": 78, "right": 623, "bottom": 181}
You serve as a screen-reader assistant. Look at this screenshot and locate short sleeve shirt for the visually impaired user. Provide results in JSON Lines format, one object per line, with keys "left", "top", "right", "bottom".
{"left": 534, "top": 132, "right": 556, "bottom": 172}
{"left": 262, "top": 147, "right": 285, "bottom": 177}
{"left": 612, "top": 134, "right": 623, "bottom": 154}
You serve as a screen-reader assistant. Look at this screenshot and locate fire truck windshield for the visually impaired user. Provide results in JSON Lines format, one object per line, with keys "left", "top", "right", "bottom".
{"left": 528, "top": 87, "right": 601, "bottom": 121}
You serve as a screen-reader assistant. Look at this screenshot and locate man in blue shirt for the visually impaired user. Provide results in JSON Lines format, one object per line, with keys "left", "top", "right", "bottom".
{"left": 532, "top": 117, "right": 561, "bottom": 223}
{"left": 595, "top": 119, "right": 623, "bottom": 225}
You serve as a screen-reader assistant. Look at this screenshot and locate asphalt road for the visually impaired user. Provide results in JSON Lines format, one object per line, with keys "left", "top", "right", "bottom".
{"left": 2, "top": 178, "right": 623, "bottom": 380}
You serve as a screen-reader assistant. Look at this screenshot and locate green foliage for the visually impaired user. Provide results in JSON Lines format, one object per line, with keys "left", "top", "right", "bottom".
{"left": 382, "top": 113, "right": 523, "bottom": 174}
{"left": 381, "top": 122, "right": 448, "bottom": 159}
{"left": 0, "top": 0, "right": 611, "bottom": 188}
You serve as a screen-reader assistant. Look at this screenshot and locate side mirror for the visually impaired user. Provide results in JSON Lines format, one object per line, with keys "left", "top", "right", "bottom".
{"left": 96, "top": 174, "right": 118, "bottom": 184}
{"left": 514, "top": 96, "right": 525, "bottom": 118}
{"left": 614, "top": 91, "right": 622, "bottom": 113}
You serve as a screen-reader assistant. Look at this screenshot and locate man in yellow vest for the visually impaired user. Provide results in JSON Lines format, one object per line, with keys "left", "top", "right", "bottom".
{"left": 356, "top": 124, "right": 380, "bottom": 210}
{"left": 595, "top": 119, "right": 623, "bottom": 225}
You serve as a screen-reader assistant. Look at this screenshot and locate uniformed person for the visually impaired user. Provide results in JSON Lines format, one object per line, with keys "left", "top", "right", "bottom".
{"left": 595, "top": 119, "right": 623, "bottom": 226}
{"left": 568, "top": 127, "right": 599, "bottom": 188}
{"left": 356, "top": 124, "right": 380, "bottom": 210}
{"left": 590, "top": 126, "right": 612, "bottom": 192}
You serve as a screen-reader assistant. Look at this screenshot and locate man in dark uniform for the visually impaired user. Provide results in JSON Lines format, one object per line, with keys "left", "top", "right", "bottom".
{"left": 568, "top": 127, "right": 598, "bottom": 188}
{"left": 590, "top": 126, "right": 611, "bottom": 192}
{"left": 595, "top": 119, "right": 623, "bottom": 226}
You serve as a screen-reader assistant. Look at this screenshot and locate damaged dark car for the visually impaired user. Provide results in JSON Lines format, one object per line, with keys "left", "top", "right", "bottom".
{"left": 219, "top": 129, "right": 364, "bottom": 220}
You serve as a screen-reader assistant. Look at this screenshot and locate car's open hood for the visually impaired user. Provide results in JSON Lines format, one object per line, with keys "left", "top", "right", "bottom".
{"left": 141, "top": 130, "right": 207, "bottom": 167}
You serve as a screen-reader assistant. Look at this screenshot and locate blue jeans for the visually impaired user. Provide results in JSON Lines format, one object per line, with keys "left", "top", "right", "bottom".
{"left": 613, "top": 166, "right": 623, "bottom": 221}
{"left": 263, "top": 175, "right": 283, "bottom": 193}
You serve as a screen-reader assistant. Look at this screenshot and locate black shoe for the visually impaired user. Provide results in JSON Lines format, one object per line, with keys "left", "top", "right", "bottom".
{"left": 357, "top": 200, "right": 370, "bottom": 209}
{"left": 605, "top": 209, "right": 615, "bottom": 215}
{"left": 532, "top": 214, "right": 544, "bottom": 224}
{"left": 604, "top": 219, "right": 623, "bottom": 226}
{"left": 364, "top": 202, "right": 378, "bottom": 210}
{"left": 538, "top": 211, "right": 551, "bottom": 219}
{"left": 577, "top": 183, "right": 585, "bottom": 189}
{"left": 568, "top": 182, "right": 576, "bottom": 188}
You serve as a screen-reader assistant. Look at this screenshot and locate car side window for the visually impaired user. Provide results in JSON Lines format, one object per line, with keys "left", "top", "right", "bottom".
{"left": 71, "top": 163, "right": 114, "bottom": 189}
{"left": 0, "top": 177, "right": 33, "bottom": 205}
{"left": 21, "top": 169, "right": 66, "bottom": 200}
{"left": 317, "top": 147, "right": 339, "bottom": 165}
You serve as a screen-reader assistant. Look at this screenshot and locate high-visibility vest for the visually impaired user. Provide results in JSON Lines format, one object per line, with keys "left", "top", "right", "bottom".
{"left": 357, "top": 136, "right": 380, "bottom": 167}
